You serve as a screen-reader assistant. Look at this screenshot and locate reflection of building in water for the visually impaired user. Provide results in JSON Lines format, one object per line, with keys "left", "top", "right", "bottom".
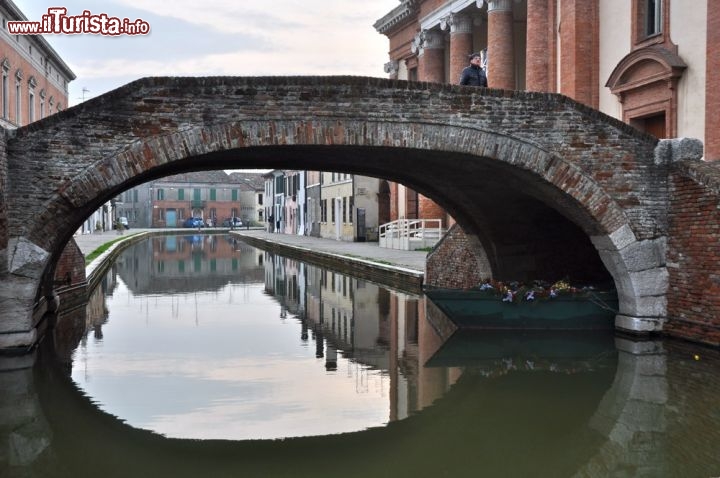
{"left": 115, "top": 234, "right": 264, "bottom": 295}
{"left": 52, "top": 266, "right": 117, "bottom": 361}
{"left": 263, "top": 252, "right": 450, "bottom": 420}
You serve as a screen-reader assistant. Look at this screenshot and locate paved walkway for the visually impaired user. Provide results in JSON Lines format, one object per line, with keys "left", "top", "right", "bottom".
{"left": 72, "top": 228, "right": 153, "bottom": 255}
{"left": 72, "top": 228, "right": 428, "bottom": 273}
{"left": 230, "top": 230, "right": 427, "bottom": 272}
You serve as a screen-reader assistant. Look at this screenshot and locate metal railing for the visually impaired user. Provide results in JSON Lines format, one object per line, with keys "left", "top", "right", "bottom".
{"left": 378, "top": 218, "right": 444, "bottom": 250}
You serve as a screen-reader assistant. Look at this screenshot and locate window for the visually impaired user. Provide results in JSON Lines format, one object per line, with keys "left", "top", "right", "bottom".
{"left": 157, "top": 188, "right": 164, "bottom": 200}
{"left": 1, "top": 68, "right": 7, "bottom": 119}
{"left": 210, "top": 188, "right": 216, "bottom": 201}
{"left": 349, "top": 197, "right": 353, "bottom": 224}
{"left": 232, "top": 189, "right": 238, "bottom": 201}
{"left": 28, "top": 90, "right": 34, "bottom": 122}
{"left": 258, "top": 193, "right": 263, "bottom": 205}
{"left": 193, "top": 188, "right": 201, "bottom": 200}
{"left": 331, "top": 199, "right": 335, "bottom": 224}
{"left": 342, "top": 197, "right": 347, "bottom": 223}
{"left": 646, "top": 0, "right": 662, "bottom": 36}
{"left": 133, "top": 190, "right": 138, "bottom": 202}
{"left": 15, "top": 83, "right": 21, "bottom": 124}
{"left": 178, "top": 189, "right": 184, "bottom": 200}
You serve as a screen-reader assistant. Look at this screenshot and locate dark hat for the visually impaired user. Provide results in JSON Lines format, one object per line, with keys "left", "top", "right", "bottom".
{"left": 469, "top": 52, "right": 482, "bottom": 60}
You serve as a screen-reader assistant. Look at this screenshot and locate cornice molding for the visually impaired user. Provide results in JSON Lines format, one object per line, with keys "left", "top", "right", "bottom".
{"left": 374, "top": 0, "right": 420, "bottom": 35}
{"left": 606, "top": 45, "right": 687, "bottom": 92}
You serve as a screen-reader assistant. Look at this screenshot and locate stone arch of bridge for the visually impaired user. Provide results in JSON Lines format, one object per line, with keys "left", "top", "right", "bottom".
{"left": 1, "top": 78, "right": 668, "bottom": 351}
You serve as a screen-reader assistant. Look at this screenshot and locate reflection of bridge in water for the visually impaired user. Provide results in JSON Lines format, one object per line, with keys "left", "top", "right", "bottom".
{"left": 4, "top": 318, "right": 717, "bottom": 477}
{"left": 3, "top": 238, "right": 718, "bottom": 476}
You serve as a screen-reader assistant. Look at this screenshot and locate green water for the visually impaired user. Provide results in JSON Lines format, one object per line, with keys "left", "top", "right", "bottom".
{"left": 2, "top": 235, "right": 718, "bottom": 477}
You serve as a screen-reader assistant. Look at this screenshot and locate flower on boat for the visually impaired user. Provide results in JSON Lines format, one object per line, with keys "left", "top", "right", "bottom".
{"left": 474, "top": 278, "right": 605, "bottom": 303}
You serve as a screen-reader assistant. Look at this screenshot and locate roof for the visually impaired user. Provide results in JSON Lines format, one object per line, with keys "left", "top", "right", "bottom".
{"left": 155, "top": 170, "right": 232, "bottom": 184}
{"left": 2, "top": 0, "right": 76, "bottom": 80}
{"left": 228, "top": 172, "right": 266, "bottom": 191}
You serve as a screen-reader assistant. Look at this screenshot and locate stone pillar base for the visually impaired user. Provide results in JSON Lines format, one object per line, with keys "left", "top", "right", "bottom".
{"left": 615, "top": 315, "right": 666, "bottom": 334}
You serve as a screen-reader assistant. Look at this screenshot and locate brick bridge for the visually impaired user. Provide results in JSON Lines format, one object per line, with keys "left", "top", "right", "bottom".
{"left": 1, "top": 76, "right": 718, "bottom": 351}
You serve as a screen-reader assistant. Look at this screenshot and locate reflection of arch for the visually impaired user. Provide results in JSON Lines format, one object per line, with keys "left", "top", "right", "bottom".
{"left": 605, "top": 45, "right": 686, "bottom": 138}
{"left": 573, "top": 338, "right": 669, "bottom": 477}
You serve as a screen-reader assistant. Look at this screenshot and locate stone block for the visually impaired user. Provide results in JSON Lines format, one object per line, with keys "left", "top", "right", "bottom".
{"left": 615, "top": 314, "right": 665, "bottom": 333}
{"left": 8, "top": 238, "right": 49, "bottom": 280}
{"left": 591, "top": 224, "right": 637, "bottom": 252}
{"left": 618, "top": 294, "right": 667, "bottom": 318}
{"left": 654, "top": 137, "right": 704, "bottom": 165}
{"left": 627, "top": 268, "right": 669, "bottom": 297}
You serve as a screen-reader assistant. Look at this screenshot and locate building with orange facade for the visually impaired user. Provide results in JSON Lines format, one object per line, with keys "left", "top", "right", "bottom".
{"left": 375, "top": 0, "right": 719, "bottom": 226}
{"left": 0, "top": 0, "right": 75, "bottom": 129}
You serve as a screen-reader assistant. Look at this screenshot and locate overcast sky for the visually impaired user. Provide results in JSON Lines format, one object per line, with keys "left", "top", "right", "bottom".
{"left": 20, "top": 0, "right": 399, "bottom": 106}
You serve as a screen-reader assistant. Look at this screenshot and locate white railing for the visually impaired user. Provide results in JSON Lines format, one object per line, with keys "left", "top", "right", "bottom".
{"left": 378, "top": 218, "right": 444, "bottom": 250}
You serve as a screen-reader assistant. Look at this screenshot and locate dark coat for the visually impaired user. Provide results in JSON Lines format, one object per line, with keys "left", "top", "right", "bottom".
{"left": 459, "top": 65, "right": 488, "bottom": 87}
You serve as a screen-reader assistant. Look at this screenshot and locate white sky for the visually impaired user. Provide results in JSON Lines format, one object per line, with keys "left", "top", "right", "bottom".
{"left": 19, "top": 0, "right": 400, "bottom": 106}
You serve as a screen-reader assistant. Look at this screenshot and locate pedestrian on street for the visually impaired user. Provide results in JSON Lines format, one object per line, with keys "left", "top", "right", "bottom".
{"left": 459, "top": 52, "right": 488, "bottom": 87}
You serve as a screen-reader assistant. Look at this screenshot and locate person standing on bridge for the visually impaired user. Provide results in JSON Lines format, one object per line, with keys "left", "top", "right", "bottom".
{"left": 459, "top": 52, "right": 488, "bottom": 87}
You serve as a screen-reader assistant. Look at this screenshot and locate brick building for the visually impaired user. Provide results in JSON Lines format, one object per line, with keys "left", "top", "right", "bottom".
{"left": 375, "top": 0, "right": 719, "bottom": 221}
{"left": 0, "top": 0, "right": 75, "bottom": 129}
{"left": 145, "top": 171, "right": 263, "bottom": 228}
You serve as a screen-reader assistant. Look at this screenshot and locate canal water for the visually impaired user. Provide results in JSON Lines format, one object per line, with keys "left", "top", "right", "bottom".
{"left": 2, "top": 234, "right": 719, "bottom": 477}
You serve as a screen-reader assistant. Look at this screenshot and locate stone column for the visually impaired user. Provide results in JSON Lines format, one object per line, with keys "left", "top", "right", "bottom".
{"left": 416, "top": 30, "right": 445, "bottom": 83}
{"left": 526, "top": 0, "right": 550, "bottom": 91}
{"left": 487, "top": 0, "right": 515, "bottom": 89}
{"left": 442, "top": 13, "right": 473, "bottom": 85}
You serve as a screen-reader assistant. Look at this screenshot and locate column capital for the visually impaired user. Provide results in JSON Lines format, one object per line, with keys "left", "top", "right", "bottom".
{"left": 384, "top": 60, "right": 399, "bottom": 76}
{"left": 411, "top": 29, "right": 444, "bottom": 55}
{"left": 440, "top": 13, "right": 473, "bottom": 35}
{"left": 487, "top": 0, "right": 514, "bottom": 13}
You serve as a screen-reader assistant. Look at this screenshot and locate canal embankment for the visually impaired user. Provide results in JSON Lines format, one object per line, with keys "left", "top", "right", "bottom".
{"left": 72, "top": 228, "right": 427, "bottom": 294}
{"left": 229, "top": 230, "right": 426, "bottom": 293}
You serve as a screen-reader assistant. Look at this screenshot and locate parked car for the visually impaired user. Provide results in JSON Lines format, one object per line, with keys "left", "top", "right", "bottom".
{"left": 183, "top": 217, "right": 204, "bottom": 228}
{"left": 117, "top": 216, "right": 129, "bottom": 229}
{"left": 222, "top": 217, "right": 243, "bottom": 228}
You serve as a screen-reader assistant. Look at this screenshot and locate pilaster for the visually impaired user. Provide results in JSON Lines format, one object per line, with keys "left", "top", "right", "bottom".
{"left": 706, "top": 0, "right": 720, "bottom": 160}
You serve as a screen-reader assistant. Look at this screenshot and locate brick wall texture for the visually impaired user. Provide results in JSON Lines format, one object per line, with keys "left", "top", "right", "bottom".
{"left": 53, "top": 238, "right": 86, "bottom": 289}
{"left": 666, "top": 162, "right": 720, "bottom": 346}
{"left": 707, "top": 0, "right": 720, "bottom": 161}
{"left": 426, "top": 225, "right": 485, "bottom": 289}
